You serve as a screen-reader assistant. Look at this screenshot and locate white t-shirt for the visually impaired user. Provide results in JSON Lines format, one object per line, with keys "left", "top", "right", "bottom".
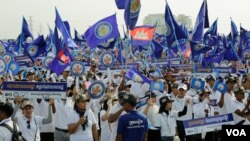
{"left": 219, "top": 92, "right": 235, "bottom": 115}
{"left": 173, "top": 96, "right": 193, "bottom": 121}
{"left": 67, "top": 109, "right": 97, "bottom": 141}
{"left": 100, "top": 110, "right": 112, "bottom": 141}
{"left": 209, "top": 89, "right": 222, "bottom": 114}
{"left": 109, "top": 103, "right": 126, "bottom": 141}
{"left": 154, "top": 111, "right": 178, "bottom": 136}
{"left": 140, "top": 104, "right": 159, "bottom": 129}
{"left": 0, "top": 118, "right": 14, "bottom": 141}
{"left": 193, "top": 99, "right": 213, "bottom": 119}
{"left": 231, "top": 99, "right": 246, "bottom": 124}
{"left": 16, "top": 115, "right": 44, "bottom": 141}
{"left": 54, "top": 99, "right": 74, "bottom": 130}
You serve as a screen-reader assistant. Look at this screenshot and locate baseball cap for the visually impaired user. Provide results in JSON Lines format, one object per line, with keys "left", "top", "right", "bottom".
{"left": 22, "top": 100, "right": 34, "bottom": 109}
{"left": 122, "top": 94, "right": 137, "bottom": 106}
{"left": 75, "top": 94, "right": 89, "bottom": 103}
{"left": 171, "top": 82, "right": 179, "bottom": 89}
{"left": 206, "top": 74, "right": 216, "bottom": 81}
{"left": 159, "top": 96, "right": 174, "bottom": 106}
{"left": 178, "top": 83, "right": 187, "bottom": 91}
{"left": 234, "top": 86, "right": 245, "bottom": 94}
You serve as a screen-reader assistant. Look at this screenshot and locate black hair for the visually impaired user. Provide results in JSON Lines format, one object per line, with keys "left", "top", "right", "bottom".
{"left": 102, "top": 100, "right": 109, "bottom": 111}
{"left": 158, "top": 102, "right": 170, "bottom": 115}
{"left": 73, "top": 103, "right": 88, "bottom": 130}
{"left": 0, "top": 102, "right": 14, "bottom": 117}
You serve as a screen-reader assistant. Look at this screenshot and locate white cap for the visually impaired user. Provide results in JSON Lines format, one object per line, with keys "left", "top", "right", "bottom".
{"left": 64, "top": 66, "right": 70, "bottom": 72}
{"left": 177, "top": 83, "right": 187, "bottom": 91}
{"left": 126, "top": 80, "right": 134, "bottom": 86}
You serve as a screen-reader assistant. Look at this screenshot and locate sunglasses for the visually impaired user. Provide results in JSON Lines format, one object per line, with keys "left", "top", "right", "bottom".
{"left": 27, "top": 120, "right": 31, "bottom": 129}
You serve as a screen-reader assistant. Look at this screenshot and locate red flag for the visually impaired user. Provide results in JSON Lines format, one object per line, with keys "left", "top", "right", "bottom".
{"left": 57, "top": 49, "right": 69, "bottom": 64}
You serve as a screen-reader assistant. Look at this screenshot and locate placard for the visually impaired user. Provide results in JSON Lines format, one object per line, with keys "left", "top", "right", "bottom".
{"left": 87, "top": 81, "right": 105, "bottom": 99}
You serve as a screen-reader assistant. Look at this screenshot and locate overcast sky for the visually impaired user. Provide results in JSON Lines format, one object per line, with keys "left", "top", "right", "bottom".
{"left": 0, "top": 0, "right": 250, "bottom": 39}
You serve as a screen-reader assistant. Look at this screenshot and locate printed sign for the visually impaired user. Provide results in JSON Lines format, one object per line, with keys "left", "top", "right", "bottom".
{"left": 2, "top": 82, "right": 67, "bottom": 99}
{"left": 2, "top": 52, "right": 14, "bottom": 65}
{"left": 70, "top": 61, "right": 85, "bottom": 77}
{"left": 191, "top": 78, "right": 205, "bottom": 90}
{"left": 87, "top": 81, "right": 105, "bottom": 99}
{"left": 183, "top": 114, "right": 234, "bottom": 135}
{"left": 100, "top": 52, "right": 115, "bottom": 67}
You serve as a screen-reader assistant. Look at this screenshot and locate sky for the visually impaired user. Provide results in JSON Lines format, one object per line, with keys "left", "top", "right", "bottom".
{"left": 0, "top": 0, "right": 250, "bottom": 39}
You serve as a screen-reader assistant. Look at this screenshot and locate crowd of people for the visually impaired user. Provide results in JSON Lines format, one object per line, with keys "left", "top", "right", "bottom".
{"left": 0, "top": 61, "right": 250, "bottom": 141}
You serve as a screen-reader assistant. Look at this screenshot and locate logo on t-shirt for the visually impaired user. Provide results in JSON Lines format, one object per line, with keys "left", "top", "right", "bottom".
{"left": 128, "top": 119, "right": 145, "bottom": 129}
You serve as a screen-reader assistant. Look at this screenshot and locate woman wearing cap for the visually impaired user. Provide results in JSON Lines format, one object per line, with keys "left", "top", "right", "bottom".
{"left": 67, "top": 94, "right": 98, "bottom": 141}
{"left": 154, "top": 96, "right": 188, "bottom": 141}
{"left": 12, "top": 100, "right": 54, "bottom": 141}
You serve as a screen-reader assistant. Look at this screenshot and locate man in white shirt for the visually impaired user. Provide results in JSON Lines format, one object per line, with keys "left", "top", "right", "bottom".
{"left": 108, "top": 92, "right": 126, "bottom": 141}
{"left": 54, "top": 98, "right": 74, "bottom": 141}
{"left": 0, "top": 102, "right": 15, "bottom": 141}
{"left": 231, "top": 86, "right": 250, "bottom": 124}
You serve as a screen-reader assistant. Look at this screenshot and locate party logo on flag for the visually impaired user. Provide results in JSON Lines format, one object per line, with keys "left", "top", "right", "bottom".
{"left": 132, "top": 74, "right": 143, "bottom": 82}
{"left": 27, "top": 45, "right": 38, "bottom": 57}
{"left": 2, "top": 52, "right": 14, "bottom": 65}
{"left": 194, "top": 44, "right": 204, "bottom": 51}
{"left": 100, "top": 52, "right": 115, "bottom": 67}
{"left": 150, "top": 81, "right": 164, "bottom": 91}
{"left": 213, "top": 80, "right": 227, "bottom": 94}
{"left": 8, "top": 61, "right": 20, "bottom": 75}
{"left": 70, "top": 61, "right": 85, "bottom": 77}
{"left": 88, "top": 81, "right": 105, "bottom": 99}
{"left": 130, "top": 0, "right": 141, "bottom": 16}
{"left": 191, "top": 78, "right": 205, "bottom": 90}
{"left": 243, "top": 49, "right": 250, "bottom": 60}
{"left": 95, "top": 22, "right": 112, "bottom": 39}
{"left": 43, "top": 56, "right": 54, "bottom": 69}
{"left": 99, "top": 38, "right": 115, "bottom": 49}
{"left": 0, "top": 58, "right": 7, "bottom": 75}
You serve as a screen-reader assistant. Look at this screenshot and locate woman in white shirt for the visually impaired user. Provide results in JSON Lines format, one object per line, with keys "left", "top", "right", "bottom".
{"left": 154, "top": 96, "right": 188, "bottom": 141}
{"left": 67, "top": 94, "right": 98, "bottom": 141}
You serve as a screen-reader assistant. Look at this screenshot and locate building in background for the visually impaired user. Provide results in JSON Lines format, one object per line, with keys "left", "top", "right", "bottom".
{"left": 143, "top": 14, "right": 192, "bottom": 35}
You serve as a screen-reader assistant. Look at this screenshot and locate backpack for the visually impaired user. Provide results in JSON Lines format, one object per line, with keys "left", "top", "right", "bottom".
{"left": 0, "top": 121, "right": 27, "bottom": 141}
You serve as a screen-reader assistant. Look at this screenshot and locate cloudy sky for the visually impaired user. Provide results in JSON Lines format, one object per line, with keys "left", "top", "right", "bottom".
{"left": 0, "top": 0, "right": 250, "bottom": 39}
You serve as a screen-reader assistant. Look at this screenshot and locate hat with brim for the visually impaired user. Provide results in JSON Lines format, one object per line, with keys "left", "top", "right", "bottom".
{"left": 122, "top": 94, "right": 137, "bottom": 105}
{"left": 75, "top": 94, "right": 89, "bottom": 103}
{"left": 22, "top": 100, "right": 34, "bottom": 109}
{"left": 234, "top": 86, "right": 245, "bottom": 94}
{"left": 159, "top": 96, "right": 174, "bottom": 105}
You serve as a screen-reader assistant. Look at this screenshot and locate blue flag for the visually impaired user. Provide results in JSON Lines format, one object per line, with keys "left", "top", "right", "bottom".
{"left": 204, "top": 18, "right": 217, "bottom": 38}
{"left": 204, "top": 53, "right": 223, "bottom": 64}
{"left": 98, "top": 38, "right": 117, "bottom": 49}
{"left": 55, "top": 8, "right": 77, "bottom": 48}
{"left": 124, "top": 0, "right": 141, "bottom": 30}
{"left": 165, "top": 1, "right": 188, "bottom": 49}
{"left": 192, "top": 0, "right": 209, "bottom": 42}
{"left": 116, "top": 39, "right": 126, "bottom": 64}
{"left": 231, "top": 19, "right": 238, "bottom": 39}
{"left": 126, "top": 67, "right": 151, "bottom": 84}
{"left": 190, "top": 41, "right": 211, "bottom": 58}
{"left": 25, "top": 35, "right": 47, "bottom": 62}
{"left": 22, "top": 17, "right": 33, "bottom": 40}
{"left": 84, "top": 14, "right": 120, "bottom": 48}
{"left": 115, "top": 0, "right": 126, "bottom": 9}
{"left": 223, "top": 42, "right": 239, "bottom": 61}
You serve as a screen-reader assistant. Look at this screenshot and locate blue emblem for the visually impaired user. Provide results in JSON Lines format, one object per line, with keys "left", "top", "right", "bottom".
{"left": 8, "top": 61, "right": 20, "bottom": 75}
{"left": 43, "top": 56, "right": 54, "bottom": 69}
{"left": 243, "top": 49, "right": 250, "bottom": 60}
{"left": 191, "top": 78, "right": 205, "bottom": 90}
{"left": 150, "top": 81, "right": 164, "bottom": 91}
{"left": 0, "top": 58, "right": 7, "bottom": 75}
{"left": 2, "top": 52, "right": 14, "bottom": 65}
{"left": 213, "top": 80, "right": 227, "bottom": 94}
{"left": 100, "top": 52, "right": 115, "bottom": 67}
{"left": 70, "top": 61, "right": 85, "bottom": 77}
{"left": 27, "top": 45, "right": 38, "bottom": 57}
{"left": 95, "top": 22, "right": 112, "bottom": 39}
{"left": 88, "top": 81, "right": 105, "bottom": 99}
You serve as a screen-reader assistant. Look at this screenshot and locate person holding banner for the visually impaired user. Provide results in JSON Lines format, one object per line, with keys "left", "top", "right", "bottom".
{"left": 67, "top": 94, "right": 98, "bottom": 141}
{"left": 231, "top": 86, "right": 250, "bottom": 124}
{"left": 154, "top": 96, "right": 188, "bottom": 141}
{"left": 12, "top": 100, "right": 54, "bottom": 141}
